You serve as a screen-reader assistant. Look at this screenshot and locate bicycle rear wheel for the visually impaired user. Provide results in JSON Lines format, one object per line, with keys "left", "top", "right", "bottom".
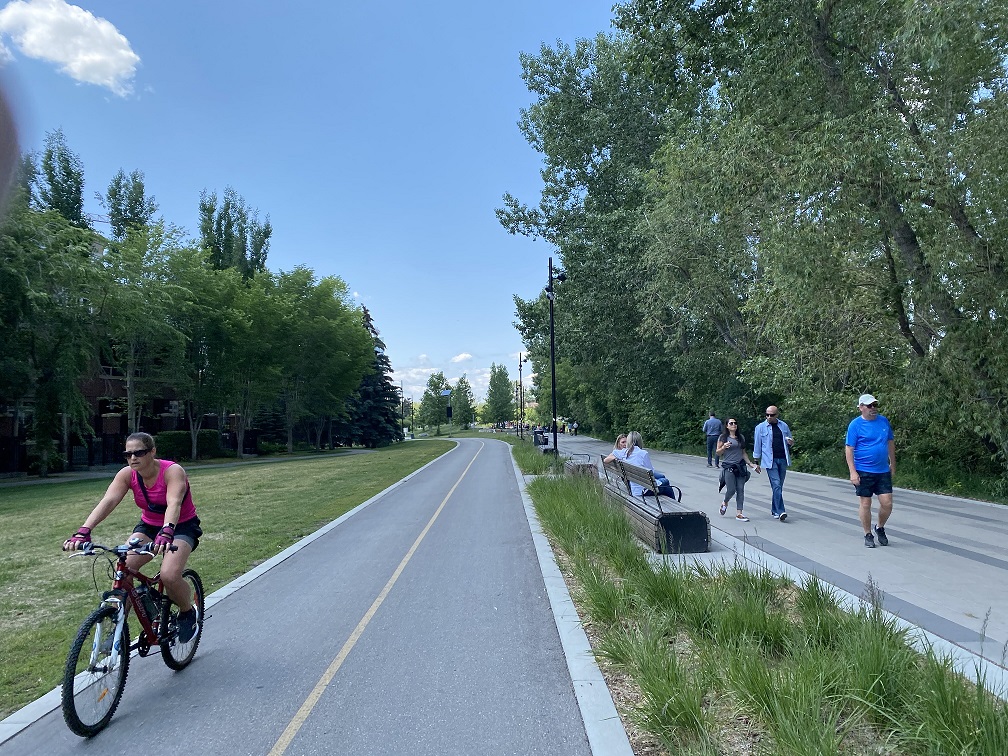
{"left": 62, "top": 605, "right": 130, "bottom": 737}
{"left": 160, "top": 568, "right": 204, "bottom": 670}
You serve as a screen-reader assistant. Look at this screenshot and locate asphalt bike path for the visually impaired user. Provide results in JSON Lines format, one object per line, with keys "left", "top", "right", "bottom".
{"left": 2, "top": 439, "right": 628, "bottom": 754}
{"left": 558, "top": 433, "right": 1008, "bottom": 693}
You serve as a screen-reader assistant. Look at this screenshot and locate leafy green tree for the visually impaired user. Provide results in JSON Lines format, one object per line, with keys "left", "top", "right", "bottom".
{"left": 220, "top": 273, "right": 283, "bottom": 456}
{"left": 272, "top": 268, "right": 372, "bottom": 452}
{"left": 165, "top": 243, "right": 241, "bottom": 460}
{"left": 0, "top": 186, "right": 102, "bottom": 473}
{"left": 198, "top": 187, "right": 272, "bottom": 280}
{"left": 418, "top": 372, "right": 451, "bottom": 434}
{"left": 98, "top": 222, "right": 186, "bottom": 432}
{"left": 37, "top": 129, "right": 87, "bottom": 228}
{"left": 452, "top": 374, "right": 476, "bottom": 430}
{"left": 105, "top": 169, "right": 158, "bottom": 241}
{"left": 481, "top": 363, "right": 514, "bottom": 426}
{"left": 344, "top": 306, "right": 405, "bottom": 448}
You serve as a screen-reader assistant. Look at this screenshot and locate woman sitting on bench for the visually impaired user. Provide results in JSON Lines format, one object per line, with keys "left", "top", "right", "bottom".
{"left": 605, "top": 431, "right": 676, "bottom": 497}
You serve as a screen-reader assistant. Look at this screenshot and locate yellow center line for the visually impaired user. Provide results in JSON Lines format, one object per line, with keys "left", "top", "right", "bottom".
{"left": 268, "top": 443, "right": 484, "bottom": 756}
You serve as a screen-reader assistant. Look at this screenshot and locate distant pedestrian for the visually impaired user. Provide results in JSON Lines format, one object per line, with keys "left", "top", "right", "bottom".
{"left": 703, "top": 411, "right": 724, "bottom": 468}
{"left": 717, "top": 419, "right": 758, "bottom": 521}
{"left": 572, "top": 421, "right": 578, "bottom": 436}
{"left": 753, "top": 405, "right": 795, "bottom": 522}
{"left": 845, "top": 394, "right": 896, "bottom": 548}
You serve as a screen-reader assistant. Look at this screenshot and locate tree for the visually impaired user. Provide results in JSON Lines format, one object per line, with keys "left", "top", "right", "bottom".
{"left": 271, "top": 268, "right": 372, "bottom": 452}
{"left": 105, "top": 169, "right": 158, "bottom": 241}
{"left": 344, "top": 306, "right": 405, "bottom": 448}
{"left": 482, "top": 363, "right": 514, "bottom": 426}
{"left": 418, "top": 372, "right": 451, "bottom": 434}
{"left": 0, "top": 185, "right": 102, "bottom": 473}
{"left": 98, "top": 222, "right": 186, "bottom": 433}
{"left": 165, "top": 242, "right": 241, "bottom": 460}
{"left": 452, "top": 374, "right": 476, "bottom": 430}
{"left": 198, "top": 187, "right": 272, "bottom": 280}
{"left": 37, "top": 129, "right": 87, "bottom": 228}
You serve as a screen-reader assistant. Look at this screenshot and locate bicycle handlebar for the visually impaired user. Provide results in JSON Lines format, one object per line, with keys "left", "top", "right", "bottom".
{"left": 67, "top": 542, "right": 178, "bottom": 558}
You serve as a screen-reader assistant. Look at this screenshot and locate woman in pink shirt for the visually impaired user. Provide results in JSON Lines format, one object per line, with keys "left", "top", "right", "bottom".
{"left": 63, "top": 432, "right": 202, "bottom": 642}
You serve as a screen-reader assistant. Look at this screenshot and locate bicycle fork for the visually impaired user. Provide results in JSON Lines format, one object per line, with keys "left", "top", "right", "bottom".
{"left": 90, "top": 599, "right": 127, "bottom": 673}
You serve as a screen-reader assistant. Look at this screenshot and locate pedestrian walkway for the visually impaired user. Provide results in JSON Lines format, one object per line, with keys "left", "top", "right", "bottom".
{"left": 558, "top": 434, "right": 1008, "bottom": 694}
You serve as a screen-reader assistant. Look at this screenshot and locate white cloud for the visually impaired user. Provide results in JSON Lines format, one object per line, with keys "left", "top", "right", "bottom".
{"left": 0, "top": 0, "right": 139, "bottom": 96}
{"left": 450, "top": 352, "right": 472, "bottom": 363}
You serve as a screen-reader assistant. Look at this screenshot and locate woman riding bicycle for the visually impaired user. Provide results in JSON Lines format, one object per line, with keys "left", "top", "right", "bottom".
{"left": 63, "top": 432, "right": 203, "bottom": 642}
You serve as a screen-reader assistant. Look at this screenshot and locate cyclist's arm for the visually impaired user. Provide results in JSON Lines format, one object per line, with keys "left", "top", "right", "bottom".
{"left": 162, "top": 464, "right": 189, "bottom": 527}
{"left": 82, "top": 467, "right": 132, "bottom": 529}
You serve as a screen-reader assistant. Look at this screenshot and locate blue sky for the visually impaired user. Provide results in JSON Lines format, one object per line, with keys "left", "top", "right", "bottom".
{"left": 0, "top": 0, "right": 616, "bottom": 402}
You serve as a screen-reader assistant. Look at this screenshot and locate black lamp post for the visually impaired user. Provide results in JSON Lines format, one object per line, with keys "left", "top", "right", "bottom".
{"left": 518, "top": 353, "right": 525, "bottom": 440}
{"left": 515, "top": 382, "right": 520, "bottom": 437}
{"left": 546, "top": 257, "right": 566, "bottom": 455}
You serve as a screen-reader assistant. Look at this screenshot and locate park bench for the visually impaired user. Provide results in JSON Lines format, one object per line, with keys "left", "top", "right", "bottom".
{"left": 599, "top": 455, "right": 710, "bottom": 554}
{"left": 564, "top": 453, "right": 597, "bottom": 478}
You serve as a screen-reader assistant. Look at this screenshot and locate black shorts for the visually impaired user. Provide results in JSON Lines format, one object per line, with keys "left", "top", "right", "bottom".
{"left": 854, "top": 471, "right": 892, "bottom": 498}
{"left": 133, "top": 517, "right": 202, "bottom": 551}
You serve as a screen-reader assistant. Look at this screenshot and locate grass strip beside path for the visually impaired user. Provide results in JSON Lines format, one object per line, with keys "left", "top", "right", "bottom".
{"left": 0, "top": 441, "right": 452, "bottom": 719}
{"left": 529, "top": 474, "right": 1008, "bottom": 756}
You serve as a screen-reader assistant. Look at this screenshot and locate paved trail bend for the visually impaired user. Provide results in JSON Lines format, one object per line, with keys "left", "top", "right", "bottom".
{"left": 3, "top": 438, "right": 597, "bottom": 756}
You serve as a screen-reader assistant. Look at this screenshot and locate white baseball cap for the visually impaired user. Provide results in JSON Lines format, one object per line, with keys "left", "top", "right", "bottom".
{"left": 858, "top": 393, "right": 878, "bottom": 407}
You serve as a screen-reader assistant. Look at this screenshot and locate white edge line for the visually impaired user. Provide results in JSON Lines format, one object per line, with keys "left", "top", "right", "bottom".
{"left": 0, "top": 446, "right": 455, "bottom": 745}
{"left": 510, "top": 457, "right": 635, "bottom": 756}
{"left": 692, "top": 529, "right": 1008, "bottom": 701}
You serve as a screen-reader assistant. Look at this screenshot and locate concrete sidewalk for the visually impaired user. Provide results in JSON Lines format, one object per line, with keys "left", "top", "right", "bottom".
{"left": 558, "top": 433, "right": 1008, "bottom": 693}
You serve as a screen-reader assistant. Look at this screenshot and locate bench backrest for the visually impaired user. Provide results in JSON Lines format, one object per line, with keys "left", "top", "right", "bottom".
{"left": 619, "top": 460, "right": 659, "bottom": 497}
{"left": 601, "top": 456, "right": 629, "bottom": 492}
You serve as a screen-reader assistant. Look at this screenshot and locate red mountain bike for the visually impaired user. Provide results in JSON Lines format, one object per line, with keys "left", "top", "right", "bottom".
{"left": 62, "top": 540, "right": 205, "bottom": 737}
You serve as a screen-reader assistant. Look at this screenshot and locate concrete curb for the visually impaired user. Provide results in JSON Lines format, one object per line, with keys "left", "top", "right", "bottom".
{"left": 511, "top": 459, "right": 634, "bottom": 756}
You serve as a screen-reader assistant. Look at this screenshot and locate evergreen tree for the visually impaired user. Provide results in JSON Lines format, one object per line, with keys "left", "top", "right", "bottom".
{"left": 344, "top": 306, "right": 404, "bottom": 448}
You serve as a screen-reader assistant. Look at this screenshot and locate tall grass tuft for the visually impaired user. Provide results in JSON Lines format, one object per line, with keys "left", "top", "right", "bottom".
{"left": 625, "top": 627, "right": 712, "bottom": 748}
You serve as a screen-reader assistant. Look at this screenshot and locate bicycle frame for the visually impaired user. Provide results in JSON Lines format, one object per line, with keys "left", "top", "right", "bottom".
{"left": 83, "top": 544, "right": 170, "bottom": 663}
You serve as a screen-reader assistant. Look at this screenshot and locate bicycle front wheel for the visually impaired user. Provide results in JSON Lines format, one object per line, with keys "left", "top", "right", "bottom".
{"left": 160, "top": 568, "right": 204, "bottom": 670}
{"left": 62, "top": 605, "right": 130, "bottom": 737}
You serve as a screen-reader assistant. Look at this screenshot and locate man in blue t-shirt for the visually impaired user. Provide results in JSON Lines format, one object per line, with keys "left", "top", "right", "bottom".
{"left": 845, "top": 393, "right": 896, "bottom": 548}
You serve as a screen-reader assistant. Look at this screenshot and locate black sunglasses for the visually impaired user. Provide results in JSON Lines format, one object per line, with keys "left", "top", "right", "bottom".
{"left": 864, "top": 403, "right": 879, "bottom": 409}
{"left": 766, "top": 413, "right": 778, "bottom": 417}
{"left": 123, "top": 448, "right": 152, "bottom": 459}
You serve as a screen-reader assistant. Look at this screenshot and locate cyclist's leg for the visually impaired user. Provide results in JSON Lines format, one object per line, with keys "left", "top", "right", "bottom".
{"left": 159, "top": 540, "right": 193, "bottom": 611}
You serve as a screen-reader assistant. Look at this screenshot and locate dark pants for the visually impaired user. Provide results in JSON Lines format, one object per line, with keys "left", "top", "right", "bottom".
{"left": 706, "top": 436, "right": 720, "bottom": 466}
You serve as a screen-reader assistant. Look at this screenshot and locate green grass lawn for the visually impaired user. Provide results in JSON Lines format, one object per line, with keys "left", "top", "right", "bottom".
{"left": 0, "top": 441, "right": 452, "bottom": 719}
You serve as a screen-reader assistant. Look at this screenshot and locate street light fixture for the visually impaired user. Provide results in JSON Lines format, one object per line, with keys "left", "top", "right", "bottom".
{"left": 546, "top": 257, "right": 566, "bottom": 455}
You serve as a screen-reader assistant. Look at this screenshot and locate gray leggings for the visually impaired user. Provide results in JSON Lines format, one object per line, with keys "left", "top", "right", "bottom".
{"left": 723, "top": 471, "right": 746, "bottom": 511}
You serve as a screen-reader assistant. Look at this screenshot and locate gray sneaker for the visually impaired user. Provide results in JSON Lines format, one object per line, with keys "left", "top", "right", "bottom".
{"left": 865, "top": 533, "right": 876, "bottom": 548}
{"left": 874, "top": 525, "right": 889, "bottom": 546}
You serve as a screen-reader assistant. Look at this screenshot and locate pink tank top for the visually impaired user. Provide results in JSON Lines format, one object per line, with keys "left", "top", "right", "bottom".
{"left": 130, "top": 459, "right": 197, "bottom": 526}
